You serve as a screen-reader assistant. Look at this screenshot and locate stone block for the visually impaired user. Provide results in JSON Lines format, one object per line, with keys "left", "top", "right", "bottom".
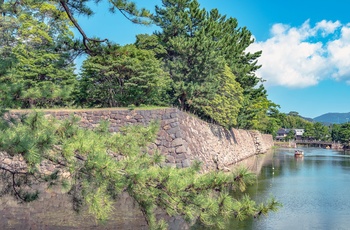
{"left": 159, "top": 146, "right": 168, "bottom": 154}
{"left": 162, "top": 113, "right": 171, "bottom": 119}
{"left": 172, "top": 138, "right": 183, "bottom": 147}
{"left": 182, "top": 159, "right": 191, "bottom": 168}
{"left": 166, "top": 155, "right": 175, "bottom": 163}
{"left": 139, "top": 110, "right": 151, "bottom": 117}
{"left": 175, "top": 131, "right": 182, "bottom": 138}
{"left": 175, "top": 146, "right": 186, "bottom": 154}
{"left": 134, "top": 114, "right": 143, "bottom": 120}
{"left": 176, "top": 153, "right": 186, "bottom": 160}
{"left": 166, "top": 135, "right": 173, "bottom": 142}
{"left": 155, "top": 139, "right": 161, "bottom": 146}
{"left": 158, "top": 130, "right": 167, "bottom": 138}
{"left": 168, "top": 147, "right": 176, "bottom": 154}
{"left": 170, "top": 122, "right": 180, "bottom": 128}
{"left": 161, "top": 140, "right": 171, "bottom": 148}
{"left": 167, "top": 127, "right": 179, "bottom": 135}
{"left": 110, "top": 114, "right": 126, "bottom": 119}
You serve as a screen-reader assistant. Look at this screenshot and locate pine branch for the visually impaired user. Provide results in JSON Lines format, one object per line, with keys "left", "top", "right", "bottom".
{"left": 59, "top": 0, "right": 108, "bottom": 55}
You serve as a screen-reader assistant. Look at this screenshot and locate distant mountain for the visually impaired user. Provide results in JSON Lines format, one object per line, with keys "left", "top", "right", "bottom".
{"left": 300, "top": 116, "right": 313, "bottom": 122}
{"left": 313, "top": 112, "right": 350, "bottom": 124}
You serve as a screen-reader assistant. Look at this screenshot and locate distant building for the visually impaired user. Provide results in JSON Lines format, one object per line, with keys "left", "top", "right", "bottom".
{"left": 294, "top": 129, "right": 305, "bottom": 137}
{"left": 276, "top": 128, "right": 290, "bottom": 140}
{"left": 276, "top": 128, "right": 305, "bottom": 141}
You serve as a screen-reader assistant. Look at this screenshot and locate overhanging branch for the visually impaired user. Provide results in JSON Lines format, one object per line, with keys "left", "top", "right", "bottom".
{"left": 59, "top": 0, "right": 108, "bottom": 55}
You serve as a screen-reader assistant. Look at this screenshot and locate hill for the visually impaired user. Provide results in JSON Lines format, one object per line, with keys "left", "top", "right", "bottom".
{"left": 300, "top": 116, "right": 313, "bottom": 122}
{"left": 313, "top": 112, "right": 350, "bottom": 124}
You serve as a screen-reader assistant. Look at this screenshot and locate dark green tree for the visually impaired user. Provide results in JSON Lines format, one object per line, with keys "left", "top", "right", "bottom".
{"left": 53, "top": 0, "right": 152, "bottom": 55}
{"left": 279, "top": 113, "right": 312, "bottom": 130}
{"left": 332, "top": 123, "right": 350, "bottom": 146}
{"left": 135, "top": 34, "right": 167, "bottom": 59}
{"left": 313, "top": 122, "right": 330, "bottom": 141}
{"left": 153, "top": 0, "right": 226, "bottom": 112}
{"left": 260, "top": 106, "right": 283, "bottom": 137}
{"left": 200, "top": 65, "right": 243, "bottom": 127}
{"left": 0, "top": 1, "right": 78, "bottom": 108}
{"left": 303, "top": 122, "right": 316, "bottom": 140}
{"left": 1, "top": 0, "right": 152, "bottom": 57}
{"left": 153, "top": 0, "right": 251, "bottom": 125}
{"left": 76, "top": 44, "right": 171, "bottom": 107}
{"left": 285, "top": 130, "right": 296, "bottom": 141}
{"left": 331, "top": 124, "right": 341, "bottom": 142}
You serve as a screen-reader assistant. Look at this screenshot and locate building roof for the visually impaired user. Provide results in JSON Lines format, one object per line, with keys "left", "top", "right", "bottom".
{"left": 277, "top": 128, "right": 305, "bottom": 136}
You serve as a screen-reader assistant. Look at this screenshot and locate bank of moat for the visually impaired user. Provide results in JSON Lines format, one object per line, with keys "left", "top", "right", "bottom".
{"left": 1, "top": 108, "right": 274, "bottom": 229}
{"left": 5, "top": 108, "right": 273, "bottom": 172}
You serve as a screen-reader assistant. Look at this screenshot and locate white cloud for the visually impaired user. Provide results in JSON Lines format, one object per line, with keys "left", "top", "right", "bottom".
{"left": 315, "top": 20, "right": 341, "bottom": 36}
{"left": 248, "top": 20, "right": 350, "bottom": 88}
{"left": 327, "top": 24, "right": 350, "bottom": 80}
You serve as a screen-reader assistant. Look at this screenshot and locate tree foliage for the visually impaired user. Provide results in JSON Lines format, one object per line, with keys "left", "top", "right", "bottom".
{"left": 200, "top": 65, "right": 243, "bottom": 127}
{"left": 331, "top": 123, "right": 350, "bottom": 146}
{"left": 150, "top": 0, "right": 271, "bottom": 129}
{"left": 278, "top": 112, "right": 312, "bottom": 130}
{"left": 153, "top": 0, "right": 227, "bottom": 113}
{"left": 0, "top": 112, "right": 281, "bottom": 229}
{"left": 76, "top": 44, "right": 171, "bottom": 107}
{"left": 0, "top": 0, "right": 279, "bottom": 132}
{"left": 312, "top": 122, "right": 330, "bottom": 141}
{"left": 0, "top": 1, "right": 285, "bottom": 227}
{"left": 0, "top": 0, "right": 78, "bottom": 108}
{"left": 35, "top": 0, "right": 151, "bottom": 55}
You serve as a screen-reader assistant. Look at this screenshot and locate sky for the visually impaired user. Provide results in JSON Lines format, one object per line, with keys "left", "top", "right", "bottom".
{"left": 75, "top": 0, "right": 350, "bottom": 118}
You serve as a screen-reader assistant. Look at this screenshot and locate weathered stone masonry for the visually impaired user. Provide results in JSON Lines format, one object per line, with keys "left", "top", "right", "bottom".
{"left": 6, "top": 108, "right": 273, "bottom": 171}
{"left": 1, "top": 108, "right": 274, "bottom": 229}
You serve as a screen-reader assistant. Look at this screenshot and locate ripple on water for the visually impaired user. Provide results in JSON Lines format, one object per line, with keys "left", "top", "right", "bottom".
{"left": 239, "top": 148, "right": 350, "bottom": 230}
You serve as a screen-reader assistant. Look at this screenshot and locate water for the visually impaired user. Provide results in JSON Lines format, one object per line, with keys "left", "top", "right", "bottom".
{"left": 236, "top": 147, "right": 350, "bottom": 230}
{"left": 3, "top": 147, "right": 350, "bottom": 229}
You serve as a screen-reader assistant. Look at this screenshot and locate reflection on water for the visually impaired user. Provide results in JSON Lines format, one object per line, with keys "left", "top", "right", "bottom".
{"left": 3, "top": 148, "right": 350, "bottom": 229}
{"left": 234, "top": 147, "right": 350, "bottom": 230}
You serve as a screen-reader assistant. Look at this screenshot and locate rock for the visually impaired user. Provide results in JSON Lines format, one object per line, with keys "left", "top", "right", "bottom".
{"left": 166, "top": 155, "right": 175, "bottom": 163}
{"left": 172, "top": 138, "right": 183, "bottom": 147}
{"left": 176, "top": 146, "right": 186, "bottom": 154}
{"left": 2, "top": 158, "right": 12, "bottom": 165}
{"left": 182, "top": 159, "right": 191, "bottom": 168}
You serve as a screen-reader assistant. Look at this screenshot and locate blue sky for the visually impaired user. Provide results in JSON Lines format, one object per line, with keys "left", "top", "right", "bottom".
{"left": 76, "top": 0, "right": 350, "bottom": 118}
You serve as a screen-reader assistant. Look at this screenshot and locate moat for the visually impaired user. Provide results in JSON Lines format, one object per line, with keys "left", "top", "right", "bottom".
{"left": 2, "top": 147, "right": 350, "bottom": 229}
{"left": 233, "top": 147, "right": 350, "bottom": 230}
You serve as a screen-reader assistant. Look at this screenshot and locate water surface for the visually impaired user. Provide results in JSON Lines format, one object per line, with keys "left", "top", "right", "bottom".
{"left": 237, "top": 147, "right": 350, "bottom": 230}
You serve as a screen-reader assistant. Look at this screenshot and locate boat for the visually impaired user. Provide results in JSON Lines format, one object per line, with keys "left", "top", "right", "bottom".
{"left": 294, "top": 150, "right": 304, "bottom": 157}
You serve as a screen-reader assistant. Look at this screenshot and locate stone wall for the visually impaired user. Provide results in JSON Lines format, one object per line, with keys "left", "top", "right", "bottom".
{"left": 6, "top": 108, "right": 273, "bottom": 171}
{"left": 176, "top": 112, "right": 273, "bottom": 171}
{"left": 1, "top": 108, "right": 273, "bottom": 229}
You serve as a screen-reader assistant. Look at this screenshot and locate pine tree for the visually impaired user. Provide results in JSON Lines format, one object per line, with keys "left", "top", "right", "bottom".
{"left": 0, "top": 1, "right": 78, "bottom": 108}
{"left": 152, "top": 1, "right": 229, "bottom": 116}
{"left": 200, "top": 65, "right": 243, "bottom": 128}
{"left": 0, "top": 112, "right": 281, "bottom": 229}
{"left": 151, "top": 0, "right": 269, "bottom": 128}
{"left": 76, "top": 44, "right": 171, "bottom": 107}
{"left": 56, "top": 0, "right": 152, "bottom": 55}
